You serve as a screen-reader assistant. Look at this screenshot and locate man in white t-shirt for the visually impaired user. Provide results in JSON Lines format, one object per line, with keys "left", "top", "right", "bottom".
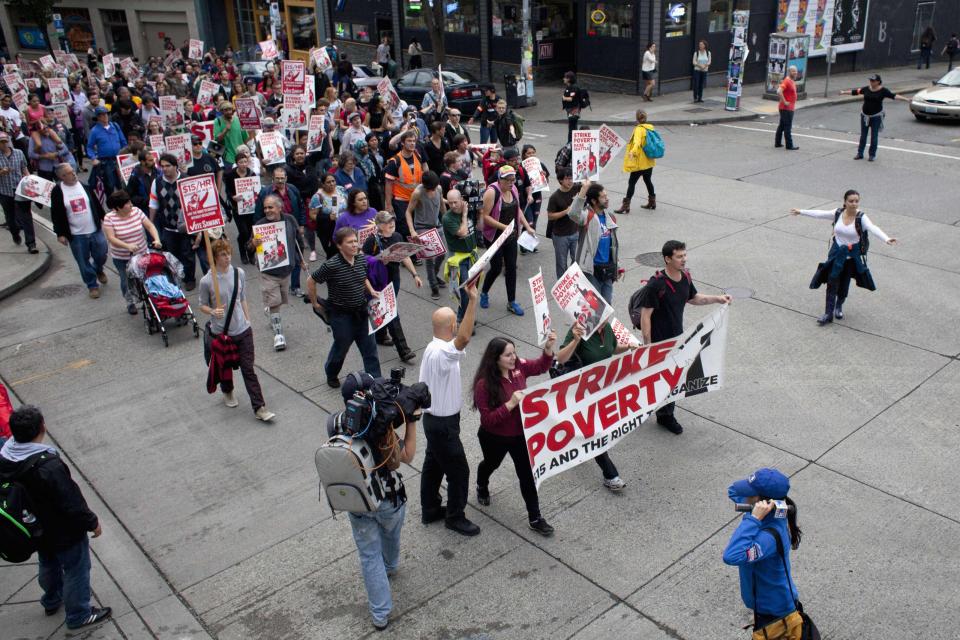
{"left": 418, "top": 280, "right": 480, "bottom": 536}
{"left": 50, "top": 163, "right": 109, "bottom": 298}
{"left": 0, "top": 94, "right": 27, "bottom": 155}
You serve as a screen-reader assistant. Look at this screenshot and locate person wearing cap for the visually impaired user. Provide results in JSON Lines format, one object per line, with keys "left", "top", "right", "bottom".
{"left": 478, "top": 164, "right": 536, "bottom": 316}
{"left": 343, "top": 111, "right": 371, "bottom": 157}
{"left": 213, "top": 100, "right": 249, "bottom": 166}
{"left": 723, "top": 468, "right": 805, "bottom": 640}
{"left": 444, "top": 108, "right": 470, "bottom": 148}
{"left": 186, "top": 134, "right": 222, "bottom": 194}
{"left": 86, "top": 105, "right": 127, "bottom": 195}
{"left": 840, "top": 74, "right": 910, "bottom": 161}
{"left": 0, "top": 131, "right": 35, "bottom": 252}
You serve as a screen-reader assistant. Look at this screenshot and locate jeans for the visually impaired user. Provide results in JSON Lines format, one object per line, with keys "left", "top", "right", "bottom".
{"left": 68, "top": 232, "right": 108, "bottom": 290}
{"left": 476, "top": 429, "right": 541, "bottom": 520}
{"left": 421, "top": 412, "right": 470, "bottom": 521}
{"left": 552, "top": 232, "right": 579, "bottom": 279}
{"left": 775, "top": 109, "right": 795, "bottom": 148}
{"left": 1, "top": 195, "right": 35, "bottom": 247}
{"left": 90, "top": 159, "right": 120, "bottom": 194}
{"left": 326, "top": 308, "right": 382, "bottom": 379}
{"left": 290, "top": 262, "right": 302, "bottom": 292}
{"left": 692, "top": 69, "right": 708, "bottom": 101}
{"left": 481, "top": 231, "right": 518, "bottom": 302}
{"left": 160, "top": 229, "right": 209, "bottom": 284}
{"left": 585, "top": 272, "right": 614, "bottom": 305}
{"left": 858, "top": 113, "right": 882, "bottom": 159}
{"left": 38, "top": 536, "right": 93, "bottom": 629}
{"left": 625, "top": 169, "right": 654, "bottom": 200}
{"left": 479, "top": 124, "right": 498, "bottom": 144}
{"left": 594, "top": 452, "right": 620, "bottom": 480}
{"left": 349, "top": 501, "right": 405, "bottom": 626}
{"left": 112, "top": 258, "right": 134, "bottom": 304}
{"left": 918, "top": 47, "right": 932, "bottom": 69}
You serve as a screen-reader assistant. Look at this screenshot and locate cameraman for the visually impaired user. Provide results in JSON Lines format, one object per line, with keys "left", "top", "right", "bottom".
{"left": 332, "top": 373, "right": 419, "bottom": 632}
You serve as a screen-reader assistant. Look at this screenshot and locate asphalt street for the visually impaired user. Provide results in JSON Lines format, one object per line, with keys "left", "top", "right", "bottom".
{"left": 2, "top": 100, "right": 959, "bottom": 640}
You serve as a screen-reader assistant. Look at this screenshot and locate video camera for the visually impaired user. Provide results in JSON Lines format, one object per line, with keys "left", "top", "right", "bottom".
{"left": 338, "top": 368, "right": 431, "bottom": 443}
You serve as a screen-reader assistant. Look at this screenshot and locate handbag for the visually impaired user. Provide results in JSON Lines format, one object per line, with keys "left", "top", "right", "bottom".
{"left": 593, "top": 261, "right": 618, "bottom": 282}
{"left": 752, "top": 529, "right": 821, "bottom": 640}
{"left": 203, "top": 267, "right": 241, "bottom": 368}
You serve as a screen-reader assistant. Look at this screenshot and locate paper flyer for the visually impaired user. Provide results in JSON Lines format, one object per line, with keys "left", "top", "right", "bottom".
{"left": 15, "top": 175, "right": 54, "bottom": 207}
{"left": 280, "top": 95, "right": 308, "bottom": 130}
{"left": 46, "top": 103, "right": 72, "bottom": 129}
{"left": 377, "top": 77, "right": 401, "bottom": 112}
{"left": 368, "top": 284, "right": 398, "bottom": 335}
{"left": 177, "top": 174, "right": 224, "bottom": 234}
{"left": 461, "top": 220, "right": 516, "bottom": 289}
{"left": 572, "top": 130, "right": 600, "bottom": 181}
{"left": 550, "top": 262, "right": 613, "bottom": 340}
{"left": 197, "top": 80, "right": 217, "bottom": 107}
{"left": 148, "top": 134, "right": 166, "bottom": 152}
{"left": 522, "top": 157, "right": 549, "bottom": 193}
{"left": 117, "top": 154, "right": 140, "bottom": 183}
{"left": 103, "top": 54, "right": 116, "bottom": 77}
{"left": 379, "top": 242, "right": 425, "bottom": 264}
{"left": 311, "top": 47, "right": 332, "bottom": 72}
{"left": 610, "top": 317, "right": 641, "bottom": 347}
{"left": 528, "top": 268, "right": 552, "bottom": 347}
{"left": 253, "top": 220, "right": 290, "bottom": 270}
{"left": 189, "top": 39, "right": 204, "bottom": 60}
{"left": 260, "top": 39, "right": 279, "bottom": 61}
{"left": 281, "top": 60, "right": 306, "bottom": 95}
{"left": 160, "top": 96, "right": 184, "bottom": 129}
{"left": 3, "top": 72, "right": 24, "bottom": 94}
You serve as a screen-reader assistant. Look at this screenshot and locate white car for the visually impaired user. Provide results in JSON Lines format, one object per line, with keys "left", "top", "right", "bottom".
{"left": 910, "top": 68, "right": 960, "bottom": 121}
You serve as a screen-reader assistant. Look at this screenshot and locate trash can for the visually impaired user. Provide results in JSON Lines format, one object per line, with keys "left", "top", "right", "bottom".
{"left": 504, "top": 74, "right": 528, "bottom": 109}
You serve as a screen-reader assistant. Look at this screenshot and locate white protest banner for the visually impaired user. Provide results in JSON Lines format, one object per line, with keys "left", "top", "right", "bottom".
{"left": 611, "top": 317, "right": 641, "bottom": 347}
{"left": 598, "top": 125, "right": 626, "bottom": 174}
{"left": 280, "top": 95, "right": 307, "bottom": 130}
{"left": 306, "top": 115, "right": 326, "bottom": 153}
{"left": 260, "top": 39, "right": 279, "bottom": 61}
{"left": 47, "top": 77, "right": 71, "bottom": 105}
{"left": 551, "top": 262, "right": 613, "bottom": 340}
{"left": 379, "top": 242, "right": 424, "bottom": 263}
{"left": 416, "top": 227, "right": 446, "bottom": 259}
{"left": 188, "top": 120, "right": 216, "bottom": 149}
{"left": 3, "top": 72, "right": 24, "bottom": 94}
{"left": 160, "top": 96, "right": 184, "bottom": 129}
{"left": 311, "top": 46, "right": 332, "bottom": 72}
{"left": 377, "top": 77, "right": 401, "bottom": 112}
{"left": 148, "top": 134, "right": 166, "bottom": 152}
{"left": 257, "top": 130, "right": 286, "bottom": 165}
{"left": 103, "top": 53, "right": 116, "bottom": 77}
{"left": 461, "top": 220, "right": 515, "bottom": 289}
{"left": 11, "top": 90, "right": 27, "bottom": 112}
{"left": 522, "top": 305, "right": 729, "bottom": 488}
{"left": 368, "top": 284, "right": 398, "bottom": 335}
{"left": 117, "top": 154, "right": 140, "bottom": 183}
{"left": 522, "top": 156, "right": 549, "bottom": 193}
{"left": 39, "top": 55, "right": 56, "bottom": 72}
{"left": 189, "top": 39, "right": 204, "bottom": 60}
{"left": 197, "top": 80, "right": 217, "bottom": 107}
{"left": 164, "top": 133, "right": 193, "bottom": 169}
{"left": 529, "top": 268, "right": 552, "bottom": 347}
{"left": 253, "top": 220, "right": 290, "bottom": 270}
{"left": 46, "top": 103, "right": 72, "bottom": 129}
{"left": 235, "top": 97, "right": 261, "bottom": 129}
{"left": 177, "top": 174, "right": 224, "bottom": 234}
{"left": 468, "top": 143, "right": 499, "bottom": 155}
{"left": 235, "top": 176, "right": 260, "bottom": 215}
{"left": 572, "top": 129, "right": 600, "bottom": 181}
{"left": 281, "top": 60, "right": 306, "bottom": 95}
{"left": 15, "top": 175, "right": 54, "bottom": 207}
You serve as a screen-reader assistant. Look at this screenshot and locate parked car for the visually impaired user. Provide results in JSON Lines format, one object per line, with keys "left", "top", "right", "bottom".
{"left": 394, "top": 68, "right": 483, "bottom": 114}
{"left": 910, "top": 68, "right": 960, "bottom": 121}
{"left": 324, "top": 64, "right": 382, "bottom": 91}
{"left": 238, "top": 60, "right": 274, "bottom": 86}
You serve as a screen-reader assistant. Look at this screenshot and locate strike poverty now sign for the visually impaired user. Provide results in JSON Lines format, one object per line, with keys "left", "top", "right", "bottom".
{"left": 177, "top": 174, "right": 224, "bottom": 234}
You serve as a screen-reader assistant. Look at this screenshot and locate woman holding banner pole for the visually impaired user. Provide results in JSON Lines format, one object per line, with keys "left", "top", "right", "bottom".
{"left": 472, "top": 334, "right": 557, "bottom": 536}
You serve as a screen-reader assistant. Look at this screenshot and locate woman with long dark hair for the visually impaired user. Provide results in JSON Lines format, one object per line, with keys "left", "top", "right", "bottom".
{"left": 918, "top": 27, "right": 936, "bottom": 70}
{"left": 692, "top": 40, "right": 711, "bottom": 102}
{"left": 642, "top": 43, "right": 657, "bottom": 101}
{"left": 472, "top": 334, "right": 557, "bottom": 536}
{"left": 791, "top": 190, "right": 897, "bottom": 325}
{"left": 723, "top": 468, "right": 805, "bottom": 640}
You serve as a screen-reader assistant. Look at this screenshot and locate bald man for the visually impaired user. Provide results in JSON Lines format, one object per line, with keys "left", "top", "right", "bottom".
{"left": 418, "top": 280, "right": 480, "bottom": 536}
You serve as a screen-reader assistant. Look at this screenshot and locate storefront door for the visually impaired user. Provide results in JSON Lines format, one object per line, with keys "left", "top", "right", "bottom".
{"left": 660, "top": 1, "right": 695, "bottom": 82}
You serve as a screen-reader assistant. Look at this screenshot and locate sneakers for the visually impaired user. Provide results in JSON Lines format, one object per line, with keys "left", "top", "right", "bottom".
{"left": 657, "top": 416, "right": 684, "bottom": 434}
{"left": 28, "top": 245, "right": 39, "bottom": 254}
{"left": 431, "top": 287, "right": 440, "bottom": 300}
{"left": 327, "top": 377, "right": 341, "bottom": 388}
{"left": 224, "top": 391, "right": 239, "bottom": 408}
{"left": 291, "top": 288, "right": 304, "bottom": 298}
{"left": 67, "top": 606, "right": 112, "bottom": 630}
{"left": 373, "top": 617, "right": 389, "bottom": 631}
{"left": 96, "top": 271, "right": 108, "bottom": 284}
{"left": 88, "top": 288, "right": 101, "bottom": 299}
{"left": 507, "top": 301, "right": 524, "bottom": 316}
{"left": 444, "top": 516, "right": 481, "bottom": 536}
{"left": 528, "top": 517, "right": 555, "bottom": 536}
{"left": 309, "top": 250, "right": 317, "bottom": 261}
{"left": 437, "top": 279, "right": 447, "bottom": 288}
{"left": 126, "top": 303, "right": 138, "bottom": 315}
{"left": 479, "top": 292, "right": 489, "bottom": 308}
{"left": 273, "top": 333, "right": 287, "bottom": 351}
{"left": 835, "top": 303, "right": 844, "bottom": 320}
{"left": 816, "top": 313, "right": 833, "bottom": 326}
{"left": 603, "top": 476, "right": 627, "bottom": 492}
{"left": 854, "top": 154, "right": 864, "bottom": 160}
{"left": 255, "top": 407, "right": 276, "bottom": 422}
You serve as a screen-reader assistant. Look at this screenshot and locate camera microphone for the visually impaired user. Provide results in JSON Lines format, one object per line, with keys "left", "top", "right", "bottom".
{"left": 735, "top": 502, "right": 795, "bottom": 514}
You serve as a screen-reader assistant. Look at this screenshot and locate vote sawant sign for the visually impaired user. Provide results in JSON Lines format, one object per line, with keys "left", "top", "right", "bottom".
{"left": 521, "top": 305, "right": 729, "bottom": 488}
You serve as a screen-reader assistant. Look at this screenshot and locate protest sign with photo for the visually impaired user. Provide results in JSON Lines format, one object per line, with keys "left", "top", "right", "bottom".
{"left": 15, "top": 175, "right": 54, "bottom": 207}
{"left": 257, "top": 130, "right": 286, "bottom": 165}
{"left": 522, "top": 157, "right": 549, "bottom": 193}
{"left": 24, "top": 78, "right": 42, "bottom": 92}
{"left": 281, "top": 60, "right": 306, "bottom": 95}
{"left": 379, "top": 242, "right": 425, "bottom": 263}
{"left": 177, "top": 174, "right": 224, "bottom": 234}
{"left": 103, "top": 54, "right": 116, "bottom": 78}
{"left": 611, "top": 317, "right": 641, "bottom": 347}
{"left": 197, "top": 80, "right": 217, "bottom": 107}
{"left": 189, "top": 39, "right": 204, "bottom": 60}
{"left": 529, "top": 268, "right": 552, "bottom": 347}
{"left": 302, "top": 83, "right": 316, "bottom": 108}
{"left": 551, "top": 262, "right": 613, "bottom": 340}
{"left": 377, "top": 77, "right": 401, "bottom": 112}
{"left": 120, "top": 58, "right": 140, "bottom": 80}
{"left": 235, "top": 98, "right": 261, "bottom": 129}
{"left": 572, "top": 130, "right": 600, "bottom": 181}
{"left": 368, "top": 284, "right": 398, "bottom": 335}
{"left": 65, "top": 54, "right": 82, "bottom": 73}
{"left": 522, "top": 305, "right": 729, "bottom": 488}
{"left": 3, "top": 72, "right": 24, "bottom": 94}
{"left": 117, "top": 154, "right": 140, "bottom": 183}
{"left": 189, "top": 120, "right": 216, "bottom": 148}
{"left": 164, "top": 133, "right": 193, "bottom": 169}
{"left": 358, "top": 224, "right": 376, "bottom": 248}
{"left": 416, "top": 227, "right": 446, "bottom": 259}
{"left": 148, "top": 134, "right": 166, "bottom": 152}
{"left": 260, "top": 39, "right": 279, "bottom": 60}
{"left": 3, "top": 64, "right": 18, "bottom": 73}
{"left": 11, "top": 90, "right": 27, "bottom": 112}
{"left": 280, "top": 95, "right": 307, "bottom": 130}
{"left": 160, "top": 95, "right": 184, "bottom": 129}
{"left": 47, "top": 77, "right": 71, "bottom": 105}
{"left": 306, "top": 115, "right": 327, "bottom": 153}
{"left": 311, "top": 47, "right": 332, "bottom": 72}
{"left": 253, "top": 220, "right": 291, "bottom": 270}
{"left": 461, "top": 220, "right": 516, "bottom": 289}
{"left": 598, "top": 125, "right": 627, "bottom": 173}
{"left": 46, "top": 103, "right": 72, "bottom": 129}
{"left": 39, "top": 55, "right": 55, "bottom": 72}
{"left": 235, "top": 176, "right": 260, "bottom": 215}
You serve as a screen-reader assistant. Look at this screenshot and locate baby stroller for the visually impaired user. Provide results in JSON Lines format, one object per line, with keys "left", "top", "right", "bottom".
{"left": 127, "top": 250, "right": 200, "bottom": 347}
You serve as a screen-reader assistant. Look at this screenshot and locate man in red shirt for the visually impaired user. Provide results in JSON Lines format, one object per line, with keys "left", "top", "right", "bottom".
{"left": 775, "top": 65, "right": 799, "bottom": 151}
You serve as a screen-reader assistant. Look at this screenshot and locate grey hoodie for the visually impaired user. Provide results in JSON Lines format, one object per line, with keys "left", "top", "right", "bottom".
{"left": 568, "top": 195, "right": 620, "bottom": 276}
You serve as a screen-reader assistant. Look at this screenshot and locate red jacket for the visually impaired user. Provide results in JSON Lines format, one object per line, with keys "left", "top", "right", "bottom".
{"left": 474, "top": 353, "right": 552, "bottom": 437}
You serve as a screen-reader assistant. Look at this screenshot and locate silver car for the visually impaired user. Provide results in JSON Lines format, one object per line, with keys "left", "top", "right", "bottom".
{"left": 910, "top": 68, "right": 960, "bottom": 121}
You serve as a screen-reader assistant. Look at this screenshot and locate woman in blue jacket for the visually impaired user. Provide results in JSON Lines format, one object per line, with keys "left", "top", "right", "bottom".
{"left": 722, "top": 468, "right": 804, "bottom": 640}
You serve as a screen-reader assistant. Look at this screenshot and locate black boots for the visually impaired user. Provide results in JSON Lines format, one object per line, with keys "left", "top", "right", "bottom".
{"left": 818, "top": 284, "right": 837, "bottom": 326}
{"left": 835, "top": 298, "right": 845, "bottom": 320}
{"left": 390, "top": 322, "right": 416, "bottom": 363}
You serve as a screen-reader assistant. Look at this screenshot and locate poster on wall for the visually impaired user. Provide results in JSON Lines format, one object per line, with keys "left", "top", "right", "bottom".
{"left": 776, "top": 0, "right": 868, "bottom": 56}
{"left": 830, "top": 0, "right": 869, "bottom": 52}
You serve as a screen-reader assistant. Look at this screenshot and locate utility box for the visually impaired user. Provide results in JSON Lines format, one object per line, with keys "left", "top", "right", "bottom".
{"left": 504, "top": 74, "right": 527, "bottom": 108}
{"left": 764, "top": 32, "right": 810, "bottom": 101}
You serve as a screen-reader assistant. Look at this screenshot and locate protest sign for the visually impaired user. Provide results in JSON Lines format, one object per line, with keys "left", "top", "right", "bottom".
{"left": 117, "top": 154, "right": 140, "bottom": 183}
{"left": 306, "top": 115, "right": 327, "bottom": 153}
{"left": 257, "top": 131, "right": 286, "bottom": 165}
{"left": 461, "top": 220, "right": 515, "bottom": 289}
{"left": 65, "top": 54, "right": 82, "bottom": 73}
{"left": 368, "top": 284, "right": 398, "bottom": 335}
{"left": 235, "top": 176, "right": 260, "bottom": 216}
{"left": 280, "top": 95, "right": 307, "bottom": 130}
{"left": 260, "top": 39, "right": 279, "bottom": 60}
{"left": 468, "top": 143, "right": 499, "bottom": 155}
{"left": 281, "top": 60, "right": 306, "bottom": 95}
{"left": 197, "top": 80, "right": 217, "bottom": 107}
{"left": 46, "top": 103, "right": 72, "bottom": 129}
{"left": 379, "top": 242, "right": 425, "bottom": 263}
{"left": 528, "top": 269, "right": 552, "bottom": 347}
{"left": 160, "top": 96, "right": 184, "bottom": 129}
{"left": 302, "top": 83, "right": 316, "bottom": 108}
{"left": 572, "top": 130, "right": 600, "bottom": 181}
{"left": 253, "top": 220, "right": 290, "bottom": 270}
{"left": 164, "top": 133, "right": 193, "bottom": 169}
{"left": 235, "top": 98, "right": 261, "bottom": 129}
{"left": 551, "top": 262, "right": 613, "bottom": 340}
{"left": 15, "top": 175, "right": 54, "bottom": 207}
{"left": 598, "top": 125, "right": 626, "bottom": 174}
{"left": 610, "top": 317, "right": 641, "bottom": 347}
{"left": 416, "top": 227, "right": 446, "bottom": 259}
{"left": 358, "top": 224, "right": 376, "bottom": 248}
{"left": 189, "top": 39, "right": 204, "bottom": 60}
{"left": 24, "top": 78, "right": 42, "bottom": 92}
{"left": 148, "top": 134, "right": 166, "bottom": 152}
{"left": 39, "top": 55, "right": 56, "bottom": 72}
{"left": 3, "top": 64, "right": 18, "bottom": 73}
{"left": 11, "top": 90, "right": 27, "bottom": 112}
{"left": 311, "top": 47, "right": 332, "bottom": 72}
{"left": 120, "top": 57, "right": 140, "bottom": 80}
{"left": 47, "top": 78, "right": 71, "bottom": 105}
{"left": 377, "top": 77, "right": 401, "bottom": 112}
{"left": 522, "top": 157, "right": 549, "bottom": 193}
{"left": 189, "top": 120, "right": 216, "bottom": 148}
{"left": 103, "top": 54, "right": 116, "bottom": 77}
{"left": 522, "top": 305, "right": 729, "bottom": 488}
{"left": 3, "top": 72, "right": 24, "bottom": 94}
{"left": 177, "top": 174, "right": 224, "bottom": 234}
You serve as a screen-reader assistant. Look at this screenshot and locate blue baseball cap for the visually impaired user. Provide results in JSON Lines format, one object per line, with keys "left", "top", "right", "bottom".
{"left": 94, "top": 106, "right": 109, "bottom": 116}
{"left": 730, "top": 468, "right": 790, "bottom": 499}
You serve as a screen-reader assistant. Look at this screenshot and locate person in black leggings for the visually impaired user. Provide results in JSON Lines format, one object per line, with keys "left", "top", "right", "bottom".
{"left": 561, "top": 71, "right": 581, "bottom": 144}
{"left": 615, "top": 110, "right": 657, "bottom": 213}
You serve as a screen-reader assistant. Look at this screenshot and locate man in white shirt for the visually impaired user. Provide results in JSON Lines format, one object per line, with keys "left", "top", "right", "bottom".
{"left": 418, "top": 281, "right": 480, "bottom": 536}
{"left": 0, "top": 94, "right": 27, "bottom": 154}
{"left": 49, "top": 163, "right": 109, "bottom": 298}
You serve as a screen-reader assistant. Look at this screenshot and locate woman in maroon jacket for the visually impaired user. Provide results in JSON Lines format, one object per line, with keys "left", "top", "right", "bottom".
{"left": 472, "top": 333, "right": 557, "bottom": 536}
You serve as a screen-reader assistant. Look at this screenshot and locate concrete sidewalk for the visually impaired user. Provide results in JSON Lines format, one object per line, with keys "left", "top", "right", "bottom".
{"left": 0, "top": 224, "right": 51, "bottom": 301}
{"left": 524, "top": 63, "right": 945, "bottom": 126}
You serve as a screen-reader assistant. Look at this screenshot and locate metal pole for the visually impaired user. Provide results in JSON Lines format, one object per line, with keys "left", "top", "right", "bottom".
{"left": 824, "top": 46, "right": 833, "bottom": 98}
{"left": 521, "top": 0, "right": 536, "bottom": 106}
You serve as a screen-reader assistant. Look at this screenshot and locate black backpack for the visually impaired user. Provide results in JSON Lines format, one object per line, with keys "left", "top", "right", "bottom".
{"left": 628, "top": 270, "right": 693, "bottom": 329}
{"left": 831, "top": 208, "right": 869, "bottom": 255}
{"left": 0, "top": 452, "right": 51, "bottom": 563}
{"left": 578, "top": 88, "right": 591, "bottom": 110}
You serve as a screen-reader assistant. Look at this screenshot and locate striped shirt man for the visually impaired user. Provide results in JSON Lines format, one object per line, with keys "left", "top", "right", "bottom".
{"left": 310, "top": 253, "right": 368, "bottom": 311}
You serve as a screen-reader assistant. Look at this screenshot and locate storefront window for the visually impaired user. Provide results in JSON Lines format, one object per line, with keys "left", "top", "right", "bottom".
{"left": 405, "top": 0, "right": 479, "bottom": 35}
{"left": 288, "top": 6, "right": 317, "bottom": 50}
{"left": 663, "top": 2, "right": 692, "bottom": 38}
{"left": 537, "top": 0, "right": 573, "bottom": 39}
{"left": 585, "top": 3, "right": 633, "bottom": 39}
{"left": 708, "top": 0, "right": 733, "bottom": 32}
{"left": 100, "top": 10, "right": 132, "bottom": 55}
{"left": 492, "top": 0, "right": 521, "bottom": 38}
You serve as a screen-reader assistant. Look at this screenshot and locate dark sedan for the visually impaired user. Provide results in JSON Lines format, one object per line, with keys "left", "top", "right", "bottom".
{"left": 394, "top": 69, "right": 483, "bottom": 114}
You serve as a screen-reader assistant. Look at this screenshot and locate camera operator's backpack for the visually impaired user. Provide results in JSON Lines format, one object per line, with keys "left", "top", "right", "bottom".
{"left": 0, "top": 452, "right": 51, "bottom": 563}
{"left": 315, "top": 435, "right": 387, "bottom": 513}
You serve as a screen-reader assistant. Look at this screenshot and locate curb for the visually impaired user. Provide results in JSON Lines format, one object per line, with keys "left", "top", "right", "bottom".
{"left": 0, "top": 239, "right": 51, "bottom": 301}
